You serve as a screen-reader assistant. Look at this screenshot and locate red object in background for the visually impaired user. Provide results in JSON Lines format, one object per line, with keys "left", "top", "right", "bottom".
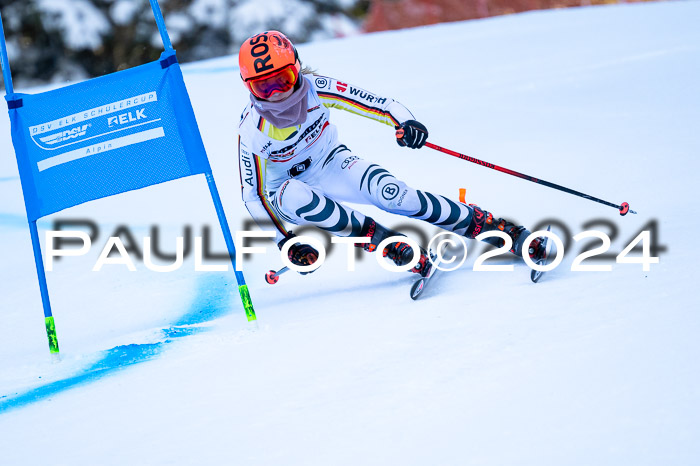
{"left": 364, "top": 0, "right": 489, "bottom": 32}
{"left": 363, "top": 0, "right": 634, "bottom": 32}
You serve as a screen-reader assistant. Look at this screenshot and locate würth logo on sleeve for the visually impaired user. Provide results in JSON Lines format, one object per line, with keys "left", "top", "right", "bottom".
{"left": 349, "top": 88, "right": 387, "bottom": 105}
{"left": 336, "top": 82, "right": 347, "bottom": 92}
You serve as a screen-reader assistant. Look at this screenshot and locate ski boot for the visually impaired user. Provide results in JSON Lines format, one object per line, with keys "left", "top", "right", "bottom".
{"left": 465, "top": 205, "right": 542, "bottom": 259}
{"left": 357, "top": 218, "right": 431, "bottom": 276}
{"left": 527, "top": 236, "right": 547, "bottom": 262}
{"left": 383, "top": 241, "right": 431, "bottom": 276}
{"left": 528, "top": 226, "right": 551, "bottom": 282}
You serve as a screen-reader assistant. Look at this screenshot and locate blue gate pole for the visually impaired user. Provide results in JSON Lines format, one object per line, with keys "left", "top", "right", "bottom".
{"left": 0, "top": 11, "right": 14, "bottom": 95}
{"left": 149, "top": 0, "right": 174, "bottom": 51}
{"left": 29, "top": 221, "right": 60, "bottom": 353}
{"left": 205, "top": 173, "right": 257, "bottom": 322}
{"left": 0, "top": 13, "right": 60, "bottom": 353}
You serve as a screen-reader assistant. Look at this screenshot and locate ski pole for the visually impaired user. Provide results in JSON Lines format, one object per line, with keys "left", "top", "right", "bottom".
{"left": 265, "top": 266, "right": 289, "bottom": 285}
{"left": 421, "top": 141, "right": 636, "bottom": 216}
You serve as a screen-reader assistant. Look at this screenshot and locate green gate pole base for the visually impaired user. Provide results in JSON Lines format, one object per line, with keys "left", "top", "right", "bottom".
{"left": 45, "top": 316, "right": 60, "bottom": 353}
{"left": 238, "top": 285, "right": 256, "bottom": 322}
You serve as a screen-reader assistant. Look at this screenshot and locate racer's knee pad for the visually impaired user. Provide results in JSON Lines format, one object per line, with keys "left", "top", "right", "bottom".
{"left": 373, "top": 177, "right": 420, "bottom": 214}
{"left": 274, "top": 179, "right": 315, "bottom": 223}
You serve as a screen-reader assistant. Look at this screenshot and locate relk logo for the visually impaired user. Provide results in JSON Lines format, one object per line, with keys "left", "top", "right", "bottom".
{"left": 39, "top": 125, "right": 90, "bottom": 145}
{"left": 108, "top": 109, "right": 147, "bottom": 127}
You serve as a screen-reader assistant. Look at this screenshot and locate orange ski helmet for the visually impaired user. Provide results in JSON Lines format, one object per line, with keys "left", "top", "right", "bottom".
{"left": 239, "top": 31, "right": 301, "bottom": 98}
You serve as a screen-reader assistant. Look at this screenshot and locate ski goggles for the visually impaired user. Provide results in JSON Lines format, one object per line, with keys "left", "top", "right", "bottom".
{"left": 246, "top": 65, "right": 299, "bottom": 100}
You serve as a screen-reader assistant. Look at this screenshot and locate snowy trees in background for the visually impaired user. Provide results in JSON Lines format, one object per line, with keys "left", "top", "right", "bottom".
{"left": 0, "top": 0, "right": 366, "bottom": 85}
{"left": 2, "top": 0, "right": 630, "bottom": 86}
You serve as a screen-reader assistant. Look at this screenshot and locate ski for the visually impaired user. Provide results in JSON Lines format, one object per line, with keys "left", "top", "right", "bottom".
{"left": 530, "top": 225, "right": 552, "bottom": 283}
{"left": 410, "top": 247, "right": 445, "bottom": 300}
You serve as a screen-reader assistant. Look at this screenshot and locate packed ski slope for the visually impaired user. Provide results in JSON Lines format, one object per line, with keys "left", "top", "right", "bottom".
{"left": 1, "top": 2, "right": 699, "bottom": 464}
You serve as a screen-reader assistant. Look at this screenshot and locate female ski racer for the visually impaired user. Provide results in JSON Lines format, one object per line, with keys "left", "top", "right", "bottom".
{"left": 237, "top": 31, "right": 544, "bottom": 276}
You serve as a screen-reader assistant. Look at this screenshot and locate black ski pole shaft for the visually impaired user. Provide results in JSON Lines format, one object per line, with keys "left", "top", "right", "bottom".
{"left": 424, "top": 141, "right": 636, "bottom": 216}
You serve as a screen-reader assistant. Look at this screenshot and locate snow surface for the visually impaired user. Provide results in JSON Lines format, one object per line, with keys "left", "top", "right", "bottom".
{"left": 1, "top": 2, "right": 700, "bottom": 464}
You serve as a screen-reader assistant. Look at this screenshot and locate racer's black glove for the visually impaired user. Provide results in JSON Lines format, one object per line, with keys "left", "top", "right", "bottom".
{"left": 395, "top": 120, "right": 428, "bottom": 149}
{"left": 278, "top": 233, "right": 319, "bottom": 274}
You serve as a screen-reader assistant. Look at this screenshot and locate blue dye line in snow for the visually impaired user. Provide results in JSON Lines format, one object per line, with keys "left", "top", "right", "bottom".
{"left": 0, "top": 213, "right": 27, "bottom": 228}
{"left": 0, "top": 213, "right": 51, "bottom": 230}
{"left": 0, "top": 273, "right": 235, "bottom": 414}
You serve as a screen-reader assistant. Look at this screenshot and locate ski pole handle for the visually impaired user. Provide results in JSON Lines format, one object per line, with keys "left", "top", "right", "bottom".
{"left": 265, "top": 266, "right": 289, "bottom": 285}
